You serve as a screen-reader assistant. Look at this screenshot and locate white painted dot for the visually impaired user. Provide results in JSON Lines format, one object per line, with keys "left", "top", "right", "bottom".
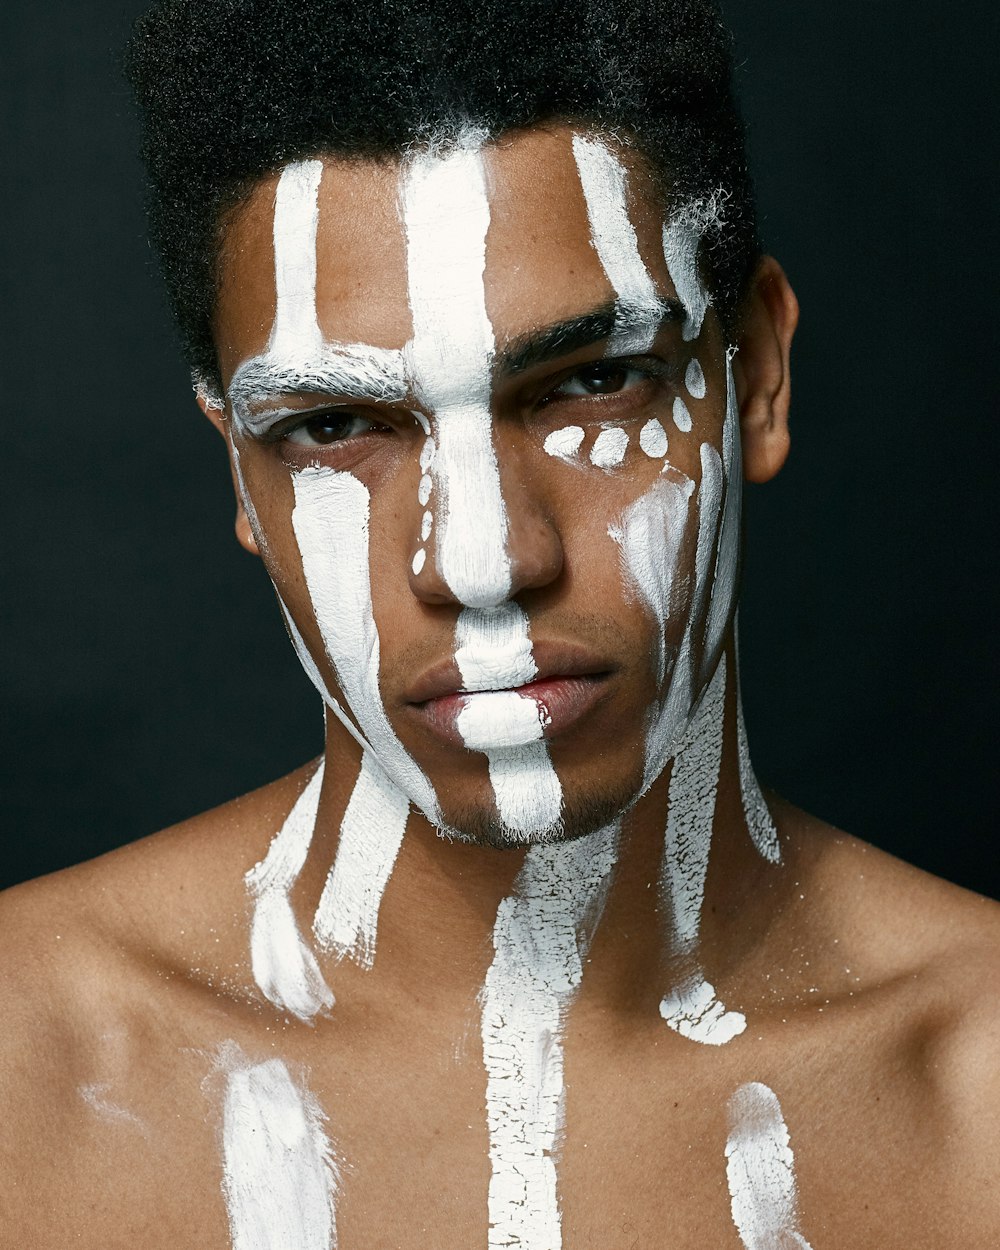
{"left": 590, "top": 426, "right": 629, "bottom": 468}
{"left": 419, "top": 437, "right": 436, "bottom": 472}
{"left": 672, "top": 396, "right": 692, "bottom": 432}
{"left": 543, "top": 425, "right": 585, "bottom": 459}
{"left": 685, "top": 358, "right": 706, "bottom": 399}
{"left": 412, "top": 548, "right": 426, "bottom": 575}
{"left": 418, "top": 474, "right": 433, "bottom": 506}
{"left": 639, "top": 418, "right": 668, "bottom": 458}
{"left": 421, "top": 510, "right": 433, "bottom": 542}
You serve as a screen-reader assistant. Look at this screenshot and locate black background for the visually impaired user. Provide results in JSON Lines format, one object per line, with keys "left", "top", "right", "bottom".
{"left": 1, "top": 2, "right": 997, "bottom": 895}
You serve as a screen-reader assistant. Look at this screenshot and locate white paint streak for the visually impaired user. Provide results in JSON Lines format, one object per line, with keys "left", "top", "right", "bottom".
{"left": 421, "top": 510, "right": 433, "bottom": 541}
{"left": 662, "top": 195, "right": 722, "bottom": 342}
{"left": 735, "top": 646, "right": 781, "bottom": 865}
{"left": 543, "top": 425, "right": 585, "bottom": 460}
{"left": 455, "top": 604, "right": 538, "bottom": 691}
{"left": 589, "top": 426, "right": 629, "bottom": 468}
{"left": 268, "top": 160, "right": 324, "bottom": 362}
{"left": 685, "top": 357, "right": 707, "bottom": 399}
{"left": 245, "top": 764, "right": 334, "bottom": 1022}
{"left": 482, "top": 823, "right": 620, "bottom": 1249}
{"left": 313, "top": 750, "right": 410, "bottom": 970}
{"left": 402, "top": 137, "right": 510, "bottom": 609}
{"left": 702, "top": 357, "right": 743, "bottom": 668}
{"left": 79, "top": 1082, "right": 145, "bottom": 1131}
{"left": 639, "top": 417, "right": 668, "bottom": 458}
{"left": 659, "top": 656, "right": 746, "bottom": 1044}
{"left": 726, "top": 1082, "right": 813, "bottom": 1250}
{"left": 672, "top": 396, "right": 693, "bottom": 432}
{"left": 457, "top": 691, "right": 548, "bottom": 750}
{"left": 221, "top": 1047, "right": 339, "bottom": 1250}
{"left": 411, "top": 548, "right": 426, "bottom": 575}
{"left": 572, "top": 134, "right": 663, "bottom": 354}
{"left": 292, "top": 466, "right": 439, "bottom": 820}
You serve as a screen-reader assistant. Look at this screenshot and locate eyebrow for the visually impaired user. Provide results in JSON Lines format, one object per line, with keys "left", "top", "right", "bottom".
{"left": 495, "top": 297, "right": 685, "bottom": 376}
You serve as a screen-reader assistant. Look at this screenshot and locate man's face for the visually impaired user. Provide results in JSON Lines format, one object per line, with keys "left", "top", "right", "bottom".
{"left": 212, "top": 125, "right": 741, "bottom": 845}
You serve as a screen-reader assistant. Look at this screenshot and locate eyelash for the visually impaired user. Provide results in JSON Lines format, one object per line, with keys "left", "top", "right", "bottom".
{"left": 265, "top": 354, "right": 677, "bottom": 449}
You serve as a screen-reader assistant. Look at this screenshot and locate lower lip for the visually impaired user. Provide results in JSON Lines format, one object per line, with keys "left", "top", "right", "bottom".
{"left": 413, "top": 674, "right": 610, "bottom": 748}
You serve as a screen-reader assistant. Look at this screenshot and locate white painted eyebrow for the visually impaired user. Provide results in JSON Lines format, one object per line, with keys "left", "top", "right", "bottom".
{"left": 226, "top": 341, "right": 409, "bottom": 434}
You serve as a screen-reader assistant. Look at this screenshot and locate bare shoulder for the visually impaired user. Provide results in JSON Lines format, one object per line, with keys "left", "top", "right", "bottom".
{"left": 0, "top": 765, "right": 314, "bottom": 1240}
{"left": 777, "top": 800, "right": 1000, "bottom": 1235}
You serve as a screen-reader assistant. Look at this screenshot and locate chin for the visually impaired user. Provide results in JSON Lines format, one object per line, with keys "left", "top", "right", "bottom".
{"left": 434, "top": 780, "right": 639, "bottom": 850}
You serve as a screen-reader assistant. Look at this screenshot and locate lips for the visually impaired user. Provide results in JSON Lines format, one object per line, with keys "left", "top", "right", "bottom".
{"left": 407, "top": 643, "right": 613, "bottom": 749}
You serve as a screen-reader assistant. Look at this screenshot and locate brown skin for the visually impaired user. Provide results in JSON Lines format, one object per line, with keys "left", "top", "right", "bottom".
{"left": 1, "top": 126, "right": 998, "bottom": 1247}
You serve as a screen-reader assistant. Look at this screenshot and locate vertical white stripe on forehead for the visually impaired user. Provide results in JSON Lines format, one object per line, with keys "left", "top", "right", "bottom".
{"left": 292, "top": 465, "right": 439, "bottom": 821}
{"left": 269, "top": 160, "right": 325, "bottom": 360}
{"left": 571, "top": 134, "right": 663, "bottom": 354}
{"left": 245, "top": 763, "right": 334, "bottom": 1022}
{"left": 482, "top": 822, "right": 619, "bottom": 1250}
{"left": 221, "top": 1048, "right": 340, "bottom": 1250}
{"left": 401, "top": 140, "right": 511, "bottom": 609}
{"left": 663, "top": 210, "right": 712, "bottom": 342}
{"left": 312, "top": 750, "right": 409, "bottom": 969}
{"left": 726, "top": 1082, "right": 813, "bottom": 1250}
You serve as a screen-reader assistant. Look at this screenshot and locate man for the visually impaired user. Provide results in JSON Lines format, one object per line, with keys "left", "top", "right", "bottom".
{"left": 1, "top": 0, "right": 997, "bottom": 1245}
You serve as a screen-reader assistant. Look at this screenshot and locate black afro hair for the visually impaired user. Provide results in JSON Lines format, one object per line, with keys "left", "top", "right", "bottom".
{"left": 125, "top": 0, "right": 760, "bottom": 390}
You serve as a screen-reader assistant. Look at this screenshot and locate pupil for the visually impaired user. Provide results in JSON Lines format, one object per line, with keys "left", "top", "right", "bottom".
{"left": 306, "top": 414, "right": 350, "bottom": 444}
{"left": 584, "top": 364, "right": 625, "bottom": 394}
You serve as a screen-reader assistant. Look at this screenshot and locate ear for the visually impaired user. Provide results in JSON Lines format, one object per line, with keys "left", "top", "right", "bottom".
{"left": 731, "top": 256, "right": 799, "bottom": 484}
{"left": 196, "top": 389, "right": 261, "bottom": 556}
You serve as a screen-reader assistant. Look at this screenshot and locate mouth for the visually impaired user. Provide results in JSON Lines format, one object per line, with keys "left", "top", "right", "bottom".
{"left": 407, "top": 646, "right": 614, "bottom": 750}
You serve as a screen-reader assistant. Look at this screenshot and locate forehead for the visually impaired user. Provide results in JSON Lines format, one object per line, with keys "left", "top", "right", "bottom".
{"left": 213, "top": 126, "right": 671, "bottom": 382}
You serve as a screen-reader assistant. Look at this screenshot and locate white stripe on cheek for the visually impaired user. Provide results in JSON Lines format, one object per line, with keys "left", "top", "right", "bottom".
{"left": 221, "top": 1047, "right": 340, "bottom": 1250}
{"left": 402, "top": 141, "right": 510, "bottom": 609}
{"left": 268, "top": 160, "right": 325, "bottom": 360}
{"left": 291, "top": 465, "right": 439, "bottom": 820}
{"left": 726, "top": 1082, "right": 814, "bottom": 1250}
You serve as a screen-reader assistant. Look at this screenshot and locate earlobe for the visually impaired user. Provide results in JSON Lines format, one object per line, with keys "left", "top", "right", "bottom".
{"left": 732, "top": 256, "right": 799, "bottom": 485}
{"left": 196, "top": 387, "right": 261, "bottom": 557}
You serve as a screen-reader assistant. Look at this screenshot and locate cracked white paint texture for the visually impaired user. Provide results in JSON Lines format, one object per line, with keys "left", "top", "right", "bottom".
{"left": 456, "top": 604, "right": 537, "bottom": 691}
{"left": 639, "top": 418, "right": 668, "bottom": 458}
{"left": 658, "top": 654, "right": 746, "bottom": 1044}
{"left": 726, "top": 1082, "right": 813, "bottom": 1250}
{"left": 221, "top": 1047, "right": 339, "bottom": 1250}
{"left": 402, "top": 135, "right": 510, "bottom": 610}
{"left": 482, "top": 822, "right": 620, "bottom": 1249}
{"left": 312, "top": 749, "right": 410, "bottom": 969}
{"left": 245, "top": 763, "right": 334, "bottom": 1021}
{"left": 571, "top": 134, "right": 664, "bottom": 355}
{"left": 685, "top": 357, "right": 707, "bottom": 400}
{"left": 672, "top": 396, "right": 693, "bottom": 432}
{"left": 543, "top": 425, "right": 585, "bottom": 460}
{"left": 590, "top": 426, "right": 629, "bottom": 468}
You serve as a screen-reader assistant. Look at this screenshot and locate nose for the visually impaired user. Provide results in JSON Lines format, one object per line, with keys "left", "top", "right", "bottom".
{"left": 409, "top": 433, "right": 564, "bottom": 609}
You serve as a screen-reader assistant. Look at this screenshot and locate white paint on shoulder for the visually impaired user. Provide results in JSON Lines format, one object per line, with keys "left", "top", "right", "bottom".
{"left": 590, "top": 425, "right": 629, "bottom": 468}
{"left": 726, "top": 1081, "right": 813, "bottom": 1250}
{"left": 571, "top": 133, "right": 663, "bottom": 355}
{"left": 543, "top": 425, "right": 585, "bottom": 461}
{"left": 221, "top": 1046, "right": 340, "bottom": 1250}
{"left": 658, "top": 971, "right": 746, "bottom": 1047}
{"left": 482, "top": 822, "right": 620, "bottom": 1250}
{"left": 245, "top": 763, "right": 334, "bottom": 1022}
{"left": 312, "top": 750, "right": 410, "bottom": 970}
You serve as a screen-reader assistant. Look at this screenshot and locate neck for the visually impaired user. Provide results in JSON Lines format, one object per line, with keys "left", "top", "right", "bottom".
{"left": 246, "top": 641, "right": 790, "bottom": 1035}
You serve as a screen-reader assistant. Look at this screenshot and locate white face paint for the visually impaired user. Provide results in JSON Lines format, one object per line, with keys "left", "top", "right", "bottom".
{"left": 685, "top": 356, "right": 707, "bottom": 399}
{"left": 589, "top": 425, "right": 630, "bottom": 468}
{"left": 726, "top": 1082, "right": 813, "bottom": 1250}
{"left": 543, "top": 425, "right": 585, "bottom": 460}
{"left": 220, "top": 1045, "right": 340, "bottom": 1250}
{"left": 662, "top": 193, "right": 723, "bottom": 342}
{"left": 672, "top": 395, "right": 693, "bottom": 432}
{"left": 245, "top": 762, "right": 334, "bottom": 1021}
{"left": 639, "top": 417, "right": 669, "bottom": 458}
{"left": 482, "top": 822, "right": 619, "bottom": 1249}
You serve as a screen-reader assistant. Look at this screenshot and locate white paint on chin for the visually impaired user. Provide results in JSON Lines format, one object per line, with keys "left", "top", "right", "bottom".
{"left": 312, "top": 750, "right": 410, "bottom": 970}
{"left": 401, "top": 135, "right": 510, "bottom": 609}
{"left": 220, "top": 1045, "right": 340, "bottom": 1250}
{"left": 590, "top": 425, "right": 629, "bottom": 468}
{"left": 571, "top": 133, "right": 663, "bottom": 354}
{"left": 482, "top": 822, "right": 620, "bottom": 1250}
{"left": 245, "top": 763, "right": 334, "bottom": 1022}
{"left": 292, "top": 465, "right": 439, "bottom": 822}
{"left": 726, "top": 1082, "right": 813, "bottom": 1250}
{"left": 457, "top": 690, "right": 548, "bottom": 750}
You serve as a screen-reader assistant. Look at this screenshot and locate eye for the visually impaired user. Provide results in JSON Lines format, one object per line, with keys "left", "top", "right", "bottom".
{"left": 283, "top": 410, "right": 384, "bottom": 447}
{"left": 547, "top": 360, "right": 657, "bottom": 400}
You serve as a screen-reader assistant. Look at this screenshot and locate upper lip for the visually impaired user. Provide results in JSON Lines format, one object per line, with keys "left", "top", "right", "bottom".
{"left": 405, "top": 641, "right": 614, "bottom": 705}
